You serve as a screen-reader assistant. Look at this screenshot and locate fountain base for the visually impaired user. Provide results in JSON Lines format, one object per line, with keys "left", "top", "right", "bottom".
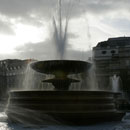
{"left": 6, "top": 90, "right": 125, "bottom": 125}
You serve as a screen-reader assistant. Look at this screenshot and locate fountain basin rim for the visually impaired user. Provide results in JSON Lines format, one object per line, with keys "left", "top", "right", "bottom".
{"left": 9, "top": 90, "right": 121, "bottom": 94}
{"left": 30, "top": 60, "right": 91, "bottom": 74}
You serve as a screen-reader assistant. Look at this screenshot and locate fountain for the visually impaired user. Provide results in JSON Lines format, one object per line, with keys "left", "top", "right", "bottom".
{"left": 6, "top": 0, "right": 126, "bottom": 125}
{"left": 31, "top": 60, "right": 89, "bottom": 90}
{"left": 111, "top": 74, "right": 120, "bottom": 92}
{"left": 6, "top": 60, "right": 125, "bottom": 125}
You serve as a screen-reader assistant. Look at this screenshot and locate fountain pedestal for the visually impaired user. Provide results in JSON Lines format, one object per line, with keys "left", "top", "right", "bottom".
{"left": 31, "top": 60, "right": 90, "bottom": 90}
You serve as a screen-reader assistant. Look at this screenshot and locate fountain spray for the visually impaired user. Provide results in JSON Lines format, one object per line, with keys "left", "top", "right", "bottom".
{"left": 53, "top": 0, "right": 69, "bottom": 59}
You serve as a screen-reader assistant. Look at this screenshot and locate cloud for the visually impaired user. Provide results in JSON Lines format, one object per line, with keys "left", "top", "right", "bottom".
{"left": 14, "top": 38, "right": 91, "bottom": 61}
{"left": 0, "top": 19, "right": 14, "bottom": 35}
{"left": 15, "top": 40, "right": 56, "bottom": 60}
{"left": 0, "top": 0, "right": 130, "bottom": 60}
{"left": 0, "top": 0, "right": 129, "bottom": 34}
{"left": 0, "top": 0, "right": 54, "bottom": 18}
{"left": 68, "top": 33, "right": 79, "bottom": 39}
{"left": 0, "top": 0, "right": 129, "bottom": 21}
{"left": 101, "top": 17, "right": 130, "bottom": 34}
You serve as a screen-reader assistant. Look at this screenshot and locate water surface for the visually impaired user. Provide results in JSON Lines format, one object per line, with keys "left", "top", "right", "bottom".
{"left": 0, "top": 112, "right": 130, "bottom": 130}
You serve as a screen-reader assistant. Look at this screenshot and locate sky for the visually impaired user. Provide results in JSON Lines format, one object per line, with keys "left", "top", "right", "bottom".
{"left": 0, "top": 0, "right": 130, "bottom": 60}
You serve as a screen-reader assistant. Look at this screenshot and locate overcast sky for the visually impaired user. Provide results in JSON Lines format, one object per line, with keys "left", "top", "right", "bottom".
{"left": 0, "top": 0, "right": 129, "bottom": 60}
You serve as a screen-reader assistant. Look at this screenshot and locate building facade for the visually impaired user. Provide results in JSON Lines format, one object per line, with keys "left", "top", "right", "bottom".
{"left": 0, "top": 59, "right": 39, "bottom": 99}
{"left": 93, "top": 37, "right": 130, "bottom": 98}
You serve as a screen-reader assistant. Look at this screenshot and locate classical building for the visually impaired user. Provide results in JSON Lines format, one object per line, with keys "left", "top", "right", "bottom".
{"left": 0, "top": 59, "right": 40, "bottom": 99}
{"left": 93, "top": 37, "right": 130, "bottom": 98}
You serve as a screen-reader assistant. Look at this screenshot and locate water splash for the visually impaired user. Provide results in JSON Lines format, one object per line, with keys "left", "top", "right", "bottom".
{"left": 111, "top": 74, "right": 120, "bottom": 92}
{"left": 87, "top": 65, "right": 99, "bottom": 90}
{"left": 53, "top": 0, "right": 69, "bottom": 59}
{"left": 6, "top": 106, "right": 62, "bottom": 126}
{"left": 22, "top": 63, "right": 44, "bottom": 90}
{"left": 22, "top": 63, "right": 36, "bottom": 90}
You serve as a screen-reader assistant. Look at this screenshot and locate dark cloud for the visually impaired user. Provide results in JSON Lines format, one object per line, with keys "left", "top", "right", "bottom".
{"left": 0, "top": 0, "right": 57, "bottom": 27}
{"left": 79, "top": 0, "right": 129, "bottom": 14}
{"left": 0, "top": 20, "right": 15, "bottom": 35}
{"left": 0, "top": 0, "right": 129, "bottom": 20}
{"left": 0, "top": 0, "right": 129, "bottom": 31}
{"left": 0, "top": 0, "right": 54, "bottom": 18}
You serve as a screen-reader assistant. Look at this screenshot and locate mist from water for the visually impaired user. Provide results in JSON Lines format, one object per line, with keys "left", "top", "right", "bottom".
{"left": 87, "top": 64, "right": 99, "bottom": 90}
{"left": 6, "top": 106, "right": 62, "bottom": 126}
{"left": 111, "top": 74, "right": 120, "bottom": 92}
{"left": 21, "top": 62, "right": 44, "bottom": 90}
{"left": 53, "top": 0, "right": 69, "bottom": 59}
{"left": 22, "top": 63, "right": 35, "bottom": 90}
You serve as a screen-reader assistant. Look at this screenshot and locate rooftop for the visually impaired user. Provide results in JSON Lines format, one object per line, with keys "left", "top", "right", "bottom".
{"left": 96, "top": 37, "right": 130, "bottom": 47}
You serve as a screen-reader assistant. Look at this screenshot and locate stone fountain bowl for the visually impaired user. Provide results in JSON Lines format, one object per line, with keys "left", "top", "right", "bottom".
{"left": 30, "top": 60, "right": 91, "bottom": 75}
